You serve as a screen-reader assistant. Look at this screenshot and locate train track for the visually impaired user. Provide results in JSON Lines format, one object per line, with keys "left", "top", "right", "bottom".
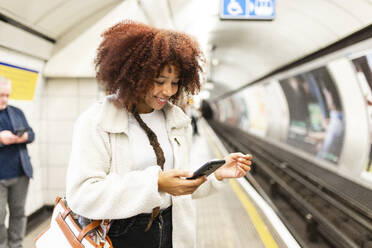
{"left": 209, "top": 120, "right": 372, "bottom": 248}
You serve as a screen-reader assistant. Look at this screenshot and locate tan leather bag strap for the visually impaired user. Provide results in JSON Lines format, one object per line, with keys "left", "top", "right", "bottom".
{"left": 56, "top": 213, "right": 84, "bottom": 248}
{"left": 77, "top": 220, "right": 102, "bottom": 242}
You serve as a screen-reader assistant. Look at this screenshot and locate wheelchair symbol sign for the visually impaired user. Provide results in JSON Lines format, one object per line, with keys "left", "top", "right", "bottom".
{"left": 224, "top": 0, "right": 246, "bottom": 16}
{"left": 221, "top": 0, "right": 275, "bottom": 20}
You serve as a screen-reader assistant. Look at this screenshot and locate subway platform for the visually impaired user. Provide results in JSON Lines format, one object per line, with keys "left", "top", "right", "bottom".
{"left": 23, "top": 119, "right": 299, "bottom": 248}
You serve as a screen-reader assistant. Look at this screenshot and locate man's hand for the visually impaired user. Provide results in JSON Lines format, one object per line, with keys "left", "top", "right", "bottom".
{"left": 15, "top": 132, "right": 28, "bottom": 144}
{"left": 158, "top": 170, "right": 207, "bottom": 196}
{"left": 0, "top": 130, "right": 18, "bottom": 145}
{"left": 0, "top": 130, "right": 28, "bottom": 145}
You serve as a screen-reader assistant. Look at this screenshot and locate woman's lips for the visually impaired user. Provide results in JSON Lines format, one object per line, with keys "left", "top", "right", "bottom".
{"left": 155, "top": 96, "right": 167, "bottom": 105}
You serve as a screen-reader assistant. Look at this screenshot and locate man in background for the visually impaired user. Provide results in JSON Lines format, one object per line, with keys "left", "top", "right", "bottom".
{"left": 0, "top": 76, "right": 34, "bottom": 248}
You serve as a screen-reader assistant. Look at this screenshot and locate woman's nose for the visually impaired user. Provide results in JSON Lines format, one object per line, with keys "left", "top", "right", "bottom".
{"left": 162, "top": 84, "right": 172, "bottom": 96}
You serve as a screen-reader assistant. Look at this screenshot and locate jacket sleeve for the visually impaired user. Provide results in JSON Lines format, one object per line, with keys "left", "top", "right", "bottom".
{"left": 19, "top": 109, "right": 35, "bottom": 144}
{"left": 66, "top": 110, "right": 163, "bottom": 220}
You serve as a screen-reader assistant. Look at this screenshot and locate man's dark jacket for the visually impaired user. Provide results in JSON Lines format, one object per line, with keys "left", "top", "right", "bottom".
{"left": 0, "top": 105, "right": 35, "bottom": 178}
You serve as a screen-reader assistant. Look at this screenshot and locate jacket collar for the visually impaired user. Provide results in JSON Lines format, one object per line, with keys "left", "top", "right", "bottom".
{"left": 98, "top": 96, "right": 190, "bottom": 134}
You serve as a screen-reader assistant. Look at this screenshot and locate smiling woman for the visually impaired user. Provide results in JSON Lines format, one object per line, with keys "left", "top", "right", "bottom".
{"left": 65, "top": 20, "right": 252, "bottom": 248}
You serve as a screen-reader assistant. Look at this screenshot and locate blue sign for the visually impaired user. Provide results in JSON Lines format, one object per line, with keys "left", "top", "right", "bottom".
{"left": 220, "top": 0, "right": 275, "bottom": 20}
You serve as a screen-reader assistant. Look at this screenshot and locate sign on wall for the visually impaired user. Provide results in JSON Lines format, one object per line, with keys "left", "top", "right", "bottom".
{"left": 0, "top": 62, "right": 38, "bottom": 100}
{"left": 220, "top": 0, "right": 275, "bottom": 20}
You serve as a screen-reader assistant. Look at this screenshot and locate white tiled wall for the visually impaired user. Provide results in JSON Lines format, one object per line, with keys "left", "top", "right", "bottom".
{"left": 42, "top": 77, "right": 103, "bottom": 205}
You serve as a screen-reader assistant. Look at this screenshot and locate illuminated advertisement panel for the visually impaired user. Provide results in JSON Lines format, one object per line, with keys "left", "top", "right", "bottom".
{"left": 351, "top": 52, "right": 372, "bottom": 174}
{"left": 263, "top": 81, "right": 289, "bottom": 142}
{"left": 215, "top": 98, "right": 232, "bottom": 123}
{"left": 279, "top": 67, "right": 345, "bottom": 164}
{"left": 225, "top": 97, "right": 239, "bottom": 125}
{"left": 245, "top": 85, "right": 269, "bottom": 136}
{"left": 233, "top": 90, "right": 250, "bottom": 131}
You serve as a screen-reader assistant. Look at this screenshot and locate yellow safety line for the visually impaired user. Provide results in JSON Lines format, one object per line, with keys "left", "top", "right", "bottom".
{"left": 229, "top": 180, "right": 278, "bottom": 248}
{"left": 201, "top": 122, "right": 279, "bottom": 248}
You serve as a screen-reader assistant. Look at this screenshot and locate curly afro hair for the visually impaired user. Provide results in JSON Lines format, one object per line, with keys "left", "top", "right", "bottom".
{"left": 95, "top": 20, "right": 204, "bottom": 109}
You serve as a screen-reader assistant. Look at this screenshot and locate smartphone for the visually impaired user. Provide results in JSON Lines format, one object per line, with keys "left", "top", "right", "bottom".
{"left": 15, "top": 129, "right": 26, "bottom": 137}
{"left": 186, "top": 159, "right": 226, "bottom": 180}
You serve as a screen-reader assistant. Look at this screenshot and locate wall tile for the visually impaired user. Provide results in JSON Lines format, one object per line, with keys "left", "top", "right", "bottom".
{"left": 26, "top": 179, "right": 43, "bottom": 215}
{"left": 39, "top": 120, "right": 49, "bottom": 144}
{"left": 45, "top": 78, "right": 78, "bottom": 97}
{"left": 78, "top": 78, "right": 99, "bottom": 96}
{"left": 47, "top": 120, "right": 74, "bottom": 144}
{"left": 79, "top": 96, "right": 96, "bottom": 114}
{"left": 40, "top": 166, "right": 49, "bottom": 191}
{"left": 48, "top": 144, "right": 72, "bottom": 167}
{"left": 46, "top": 96, "right": 79, "bottom": 121}
{"left": 48, "top": 166, "right": 67, "bottom": 190}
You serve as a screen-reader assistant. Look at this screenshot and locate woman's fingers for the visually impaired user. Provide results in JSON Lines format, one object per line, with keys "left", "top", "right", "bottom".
{"left": 236, "top": 166, "right": 246, "bottom": 177}
{"left": 170, "top": 170, "right": 193, "bottom": 178}
{"left": 176, "top": 176, "right": 206, "bottom": 195}
{"left": 238, "top": 154, "right": 252, "bottom": 160}
{"left": 230, "top": 152, "right": 245, "bottom": 160}
{"left": 159, "top": 170, "right": 208, "bottom": 196}
{"left": 238, "top": 163, "right": 251, "bottom": 172}
{"left": 235, "top": 155, "right": 252, "bottom": 164}
{"left": 186, "top": 176, "right": 206, "bottom": 185}
{"left": 237, "top": 158, "right": 251, "bottom": 165}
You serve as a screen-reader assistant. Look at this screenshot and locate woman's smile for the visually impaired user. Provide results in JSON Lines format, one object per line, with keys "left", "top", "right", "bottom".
{"left": 136, "top": 65, "right": 179, "bottom": 113}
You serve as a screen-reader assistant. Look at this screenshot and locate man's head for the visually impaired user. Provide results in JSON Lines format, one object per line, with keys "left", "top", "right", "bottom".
{"left": 0, "top": 76, "right": 11, "bottom": 110}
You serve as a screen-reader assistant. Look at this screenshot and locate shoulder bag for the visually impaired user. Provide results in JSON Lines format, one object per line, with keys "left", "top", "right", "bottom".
{"left": 35, "top": 197, "right": 113, "bottom": 248}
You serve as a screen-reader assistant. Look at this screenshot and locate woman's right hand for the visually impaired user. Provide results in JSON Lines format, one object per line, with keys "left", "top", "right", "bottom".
{"left": 158, "top": 170, "right": 207, "bottom": 196}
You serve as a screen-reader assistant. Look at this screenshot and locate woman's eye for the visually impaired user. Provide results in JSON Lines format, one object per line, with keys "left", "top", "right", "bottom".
{"left": 155, "top": 81, "right": 164, "bottom": 85}
{"left": 172, "top": 81, "right": 179, "bottom": 85}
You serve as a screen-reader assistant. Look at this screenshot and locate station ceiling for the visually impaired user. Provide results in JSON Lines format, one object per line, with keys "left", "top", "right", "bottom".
{"left": 1, "top": 0, "right": 372, "bottom": 97}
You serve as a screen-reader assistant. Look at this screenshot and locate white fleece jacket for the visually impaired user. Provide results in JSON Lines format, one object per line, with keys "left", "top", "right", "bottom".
{"left": 66, "top": 96, "right": 225, "bottom": 248}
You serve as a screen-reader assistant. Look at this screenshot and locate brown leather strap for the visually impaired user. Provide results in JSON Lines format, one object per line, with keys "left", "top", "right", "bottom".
{"left": 55, "top": 196, "right": 62, "bottom": 205}
{"left": 77, "top": 220, "right": 102, "bottom": 242}
{"left": 55, "top": 197, "right": 72, "bottom": 220}
{"left": 62, "top": 208, "right": 72, "bottom": 220}
{"left": 56, "top": 213, "right": 84, "bottom": 248}
{"left": 145, "top": 207, "right": 161, "bottom": 232}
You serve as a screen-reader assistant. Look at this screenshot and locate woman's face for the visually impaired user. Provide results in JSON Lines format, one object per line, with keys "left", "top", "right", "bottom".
{"left": 137, "top": 65, "right": 179, "bottom": 113}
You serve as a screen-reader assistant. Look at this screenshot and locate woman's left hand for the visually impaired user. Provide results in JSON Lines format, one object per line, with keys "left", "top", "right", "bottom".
{"left": 214, "top": 153, "right": 252, "bottom": 181}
